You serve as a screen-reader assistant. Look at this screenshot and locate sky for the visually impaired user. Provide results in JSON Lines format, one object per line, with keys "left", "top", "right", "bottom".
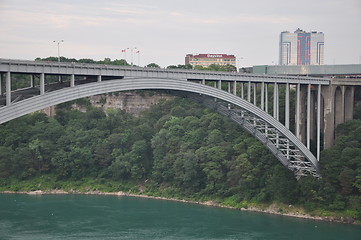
{"left": 1, "top": 0, "right": 360, "bottom": 68}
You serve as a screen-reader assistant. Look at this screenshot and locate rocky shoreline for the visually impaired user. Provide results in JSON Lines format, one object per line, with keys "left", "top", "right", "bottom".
{"left": 1, "top": 190, "right": 357, "bottom": 225}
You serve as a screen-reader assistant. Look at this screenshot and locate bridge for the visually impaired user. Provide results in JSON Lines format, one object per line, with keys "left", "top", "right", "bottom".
{"left": 0, "top": 59, "right": 358, "bottom": 178}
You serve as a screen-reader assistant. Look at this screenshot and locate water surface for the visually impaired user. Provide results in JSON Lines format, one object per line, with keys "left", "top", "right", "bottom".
{"left": 0, "top": 194, "right": 360, "bottom": 239}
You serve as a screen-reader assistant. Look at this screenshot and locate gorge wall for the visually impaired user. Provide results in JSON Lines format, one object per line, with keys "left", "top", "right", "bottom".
{"left": 41, "top": 91, "right": 174, "bottom": 117}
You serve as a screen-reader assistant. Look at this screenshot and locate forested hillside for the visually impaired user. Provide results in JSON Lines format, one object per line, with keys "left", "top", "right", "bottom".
{"left": 0, "top": 94, "right": 360, "bottom": 222}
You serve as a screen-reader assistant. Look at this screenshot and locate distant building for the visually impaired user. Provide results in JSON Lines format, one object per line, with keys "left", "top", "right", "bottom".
{"left": 185, "top": 54, "right": 236, "bottom": 68}
{"left": 252, "top": 64, "right": 361, "bottom": 77}
{"left": 279, "top": 28, "right": 324, "bottom": 65}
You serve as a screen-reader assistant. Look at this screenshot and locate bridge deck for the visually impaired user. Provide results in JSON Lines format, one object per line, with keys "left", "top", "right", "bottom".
{"left": 0, "top": 58, "right": 330, "bottom": 85}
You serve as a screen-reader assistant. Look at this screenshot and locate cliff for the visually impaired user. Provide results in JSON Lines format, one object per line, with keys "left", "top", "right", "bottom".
{"left": 40, "top": 91, "right": 174, "bottom": 117}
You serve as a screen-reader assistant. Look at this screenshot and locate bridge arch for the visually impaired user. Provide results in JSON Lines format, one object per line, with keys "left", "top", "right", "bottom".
{"left": 0, "top": 77, "right": 320, "bottom": 178}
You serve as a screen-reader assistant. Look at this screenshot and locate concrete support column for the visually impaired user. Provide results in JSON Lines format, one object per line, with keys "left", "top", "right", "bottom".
{"left": 227, "top": 82, "right": 231, "bottom": 93}
{"left": 265, "top": 84, "right": 269, "bottom": 135}
{"left": 300, "top": 85, "right": 309, "bottom": 144}
{"left": 30, "top": 75, "right": 34, "bottom": 88}
{"left": 0, "top": 73, "right": 2, "bottom": 96}
{"left": 218, "top": 80, "right": 221, "bottom": 89}
{"left": 247, "top": 81, "right": 251, "bottom": 102}
{"left": 322, "top": 85, "right": 335, "bottom": 148}
{"left": 70, "top": 74, "right": 75, "bottom": 87}
{"left": 40, "top": 73, "right": 45, "bottom": 95}
{"left": 273, "top": 83, "right": 279, "bottom": 146}
{"left": 276, "top": 84, "right": 279, "bottom": 120}
{"left": 285, "top": 83, "right": 290, "bottom": 129}
{"left": 335, "top": 86, "right": 344, "bottom": 127}
{"left": 285, "top": 83, "right": 290, "bottom": 159}
{"left": 345, "top": 86, "right": 354, "bottom": 121}
{"left": 265, "top": 84, "right": 268, "bottom": 113}
{"left": 317, "top": 84, "right": 321, "bottom": 160}
{"left": 273, "top": 83, "right": 278, "bottom": 119}
{"left": 233, "top": 81, "right": 237, "bottom": 95}
{"left": 310, "top": 89, "right": 316, "bottom": 142}
{"left": 253, "top": 83, "right": 257, "bottom": 105}
{"left": 261, "top": 82, "right": 265, "bottom": 111}
{"left": 307, "top": 84, "right": 311, "bottom": 149}
{"left": 6, "top": 72, "right": 11, "bottom": 106}
{"left": 296, "top": 83, "right": 301, "bottom": 140}
{"left": 98, "top": 75, "right": 102, "bottom": 83}
{"left": 241, "top": 83, "right": 244, "bottom": 99}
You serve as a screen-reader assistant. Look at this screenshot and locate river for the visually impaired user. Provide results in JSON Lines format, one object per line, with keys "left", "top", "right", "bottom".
{"left": 0, "top": 194, "right": 360, "bottom": 240}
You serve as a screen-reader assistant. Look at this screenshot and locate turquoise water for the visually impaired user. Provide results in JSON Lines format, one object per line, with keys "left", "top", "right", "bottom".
{"left": 0, "top": 194, "right": 360, "bottom": 240}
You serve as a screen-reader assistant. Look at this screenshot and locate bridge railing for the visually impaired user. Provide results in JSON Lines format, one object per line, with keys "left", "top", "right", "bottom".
{"left": 0, "top": 58, "right": 331, "bottom": 84}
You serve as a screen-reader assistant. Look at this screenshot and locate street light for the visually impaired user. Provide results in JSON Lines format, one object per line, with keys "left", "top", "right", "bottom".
{"left": 136, "top": 50, "right": 140, "bottom": 66}
{"left": 53, "top": 40, "right": 64, "bottom": 83}
{"left": 53, "top": 40, "right": 64, "bottom": 62}
{"left": 131, "top": 47, "right": 137, "bottom": 66}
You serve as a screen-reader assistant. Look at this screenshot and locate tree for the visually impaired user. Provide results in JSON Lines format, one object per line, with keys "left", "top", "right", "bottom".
{"left": 93, "top": 140, "right": 114, "bottom": 170}
{"left": 129, "top": 140, "right": 149, "bottom": 179}
{"left": 173, "top": 150, "right": 201, "bottom": 193}
{"left": 51, "top": 150, "right": 73, "bottom": 179}
{"left": 69, "top": 146, "right": 93, "bottom": 178}
{"left": 0, "top": 147, "right": 14, "bottom": 178}
{"left": 338, "top": 168, "right": 356, "bottom": 195}
{"left": 167, "top": 64, "right": 192, "bottom": 69}
{"left": 146, "top": 63, "right": 161, "bottom": 68}
{"left": 265, "top": 165, "right": 299, "bottom": 203}
{"left": 193, "top": 64, "right": 237, "bottom": 72}
{"left": 109, "top": 149, "right": 132, "bottom": 180}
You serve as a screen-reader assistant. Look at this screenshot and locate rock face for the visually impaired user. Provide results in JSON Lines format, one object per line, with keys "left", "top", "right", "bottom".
{"left": 89, "top": 92, "right": 174, "bottom": 117}
{"left": 40, "top": 91, "right": 174, "bottom": 117}
{"left": 40, "top": 105, "right": 56, "bottom": 116}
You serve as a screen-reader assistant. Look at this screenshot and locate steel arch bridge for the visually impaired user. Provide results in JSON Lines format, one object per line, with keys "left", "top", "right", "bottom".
{"left": 0, "top": 77, "right": 320, "bottom": 178}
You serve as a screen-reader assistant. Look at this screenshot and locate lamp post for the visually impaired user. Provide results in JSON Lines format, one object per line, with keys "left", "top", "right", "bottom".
{"left": 53, "top": 40, "right": 64, "bottom": 83}
{"left": 131, "top": 47, "right": 137, "bottom": 66}
{"left": 136, "top": 50, "right": 140, "bottom": 66}
{"left": 53, "top": 40, "right": 64, "bottom": 62}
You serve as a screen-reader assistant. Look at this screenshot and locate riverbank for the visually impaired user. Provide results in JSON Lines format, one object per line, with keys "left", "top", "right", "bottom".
{"left": 1, "top": 189, "right": 358, "bottom": 225}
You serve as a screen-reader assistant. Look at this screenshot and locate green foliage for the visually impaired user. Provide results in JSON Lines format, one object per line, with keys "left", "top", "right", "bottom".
{"left": 0, "top": 146, "right": 14, "bottom": 178}
{"left": 194, "top": 64, "right": 237, "bottom": 72}
{"left": 0, "top": 92, "right": 360, "bottom": 221}
{"left": 36, "top": 57, "right": 130, "bottom": 66}
{"left": 167, "top": 64, "right": 193, "bottom": 69}
{"left": 146, "top": 63, "right": 161, "bottom": 68}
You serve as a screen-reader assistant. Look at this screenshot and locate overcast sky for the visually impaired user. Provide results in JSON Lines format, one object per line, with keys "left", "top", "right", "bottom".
{"left": 1, "top": 0, "right": 360, "bottom": 67}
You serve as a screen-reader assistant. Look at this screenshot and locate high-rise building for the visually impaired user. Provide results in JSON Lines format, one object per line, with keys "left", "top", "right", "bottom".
{"left": 185, "top": 54, "right": 236, "bottom": 68}
{"left": 279, "top": 29, "right": 324, "bottom": 65}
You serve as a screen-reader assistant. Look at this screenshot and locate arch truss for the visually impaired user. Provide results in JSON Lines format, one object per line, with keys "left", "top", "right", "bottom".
{"left": 182, "top": 92, "right": 320, "bottom": 178}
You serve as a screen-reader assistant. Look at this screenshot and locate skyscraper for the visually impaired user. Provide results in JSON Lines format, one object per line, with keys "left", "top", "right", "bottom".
{"left": 279, "top": 29, "right": 324, "bottom": 65}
